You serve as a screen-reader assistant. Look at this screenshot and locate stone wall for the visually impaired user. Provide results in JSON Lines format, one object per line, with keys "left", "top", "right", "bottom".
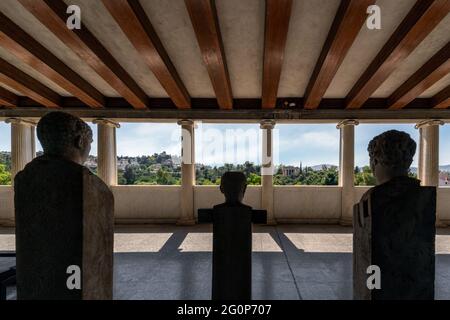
{"left": 1, "top": 185, "right": 450, "bottom": 226}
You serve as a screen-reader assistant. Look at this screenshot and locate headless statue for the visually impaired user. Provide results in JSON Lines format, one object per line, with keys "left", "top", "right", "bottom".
{"left": 14, "top": 112, "right": 114, "bottom": 300}
{"left": 353, "top": 130, "right": 435, "bottom": 300}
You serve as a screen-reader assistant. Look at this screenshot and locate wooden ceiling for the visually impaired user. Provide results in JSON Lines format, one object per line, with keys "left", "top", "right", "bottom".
{"left": 0, "top": 0, "right": 449, "bottom": 119}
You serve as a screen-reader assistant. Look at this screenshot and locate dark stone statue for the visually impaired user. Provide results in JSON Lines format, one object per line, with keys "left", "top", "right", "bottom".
{"left": 14, "top": 112, "right": 114, "bottom": 300}
{"left": 353, "top": 130, "right": 436, "bottom": 300}
{"left": 198, "top": 172, "right": 266, "bottom": 300}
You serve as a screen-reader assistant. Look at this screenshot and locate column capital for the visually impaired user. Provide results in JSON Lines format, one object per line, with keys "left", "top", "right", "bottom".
{"left": 92, "top": 118, "right": 120, "bottom": 128}
{"left": 177, "top": 119, "right": 195, "bottom": 127}
{"left": 260, "top": 119, "right": 276, "bottom": 129}
{"left": 336, "top": 119, "right": 359, "bottom": 129}
{"left": 415, "top": 119, "right": 444, "bottom": 129}
{"left": 5, "top": 117, "right": 37, "bottom": 126}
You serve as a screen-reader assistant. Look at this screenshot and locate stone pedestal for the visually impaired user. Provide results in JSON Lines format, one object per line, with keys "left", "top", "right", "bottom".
{"left": 177, "top": 120, "right": 195, "bottom": 225}
{"left": 211, "top": 204, "right": 253, "bottom": 300}
{"left": 94, "top": 119, "right": 120, "bottom": 186}
{"left": 416, "top": 120, "right": 444, "bottom": 226}
{"left": 198, "top": 205, "right": 266, "bottom": 300}
{"left": 337, "top": 120, "right": 358, "bottom": 226}
{"left": 14, "top": 155, "right": 114, "bottom": 300}
{"left": 353, "top": 177, "right": 435, "bottom": 300}
{"left": 260, "top": 120, "right": 276, "bottom": 225}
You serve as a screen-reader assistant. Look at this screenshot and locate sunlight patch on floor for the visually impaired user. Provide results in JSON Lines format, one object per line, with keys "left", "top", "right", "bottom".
{"left": 114, "top": 233, "right": 173, "bottom": 252}
{"left": 283, "top": 233, "right": 353, "bottom": 253}
{"left": 0, "top": 234, "right": 15, "bottom": 251}
{"left": 177, "top": 233, "right": 283, "bottom": 252}
{"left": 436, "top": 235, "right": 450, "bottom": 254}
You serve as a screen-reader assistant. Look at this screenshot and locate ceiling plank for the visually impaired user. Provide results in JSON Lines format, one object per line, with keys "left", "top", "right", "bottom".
{"left": 389, "top": 41, "right": 450, "bottom": 109}
{"left": 101, "top": 0, "right": 190, "bottom": 109}
{"left": 0, "top": 58, "right": 60, "bottom": 108}
{"left": 304, "top": 0, "right": 373, "bottom": 110}
{"left": 0, "top": 12, "right": 104, "bottom": 109}
{"left": 18, "top": 0, "right": 148, "bottom": 109}
{"left": 0, "top": 85, "right": 18, "bottom": 107}
{"left": 346, "top": 0, "right": 450, "bottom": 109}
{"left": 185, "top": 0, "right": 233, "bottom": 109}
{"left": 262, "top": 0, "right": 293, "bottom": 109}
{"left": 433, "top": 84, "right": 450, "bottom": 109}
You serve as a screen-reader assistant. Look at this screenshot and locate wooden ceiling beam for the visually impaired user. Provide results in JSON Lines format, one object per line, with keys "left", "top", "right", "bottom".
{"left": 185, "top": 0, "right": 233, "bottom": 109}
{"left": 0, "top": 12, "right": 104, "bottom": 109}
{"left": 102, "top": 0, "right": 191, "bottom": 109}
{"left": 0, "top": 58, "right": 60, "bottom": 108}
{"left": 433, "top": 84, "right": 450, "bottom": 109}
{"left": 262, "top": 0, "right": 293, "bottom": 109}
{"left": 346, "top": 0, "right": 450, "bottom": 109}
{"left": 3, "top": 103, "right": 450, "bottom": 121}
{"left": 304, "top": 0, "right": 373, "bottom": 110}
{"left": 18, "top": 0, "right": 148, "bottom": 109}
{"left": 0, "top": 85, "right": 18, "bottom": 108}
{"left": 389, "top": 41, "right": 450, "bottom": 109}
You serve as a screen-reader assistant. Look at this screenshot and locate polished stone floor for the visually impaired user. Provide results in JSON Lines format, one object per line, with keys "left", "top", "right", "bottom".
{"left": 1, "top": 224, "right": 450, "bottom": 300}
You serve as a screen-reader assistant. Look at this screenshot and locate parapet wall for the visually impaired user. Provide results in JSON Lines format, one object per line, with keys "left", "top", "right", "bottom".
{"left": 1, "top": 185, "right": 449, "bottom": 226}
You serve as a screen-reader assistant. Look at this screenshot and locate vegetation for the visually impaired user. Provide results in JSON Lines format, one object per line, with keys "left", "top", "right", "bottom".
{"left": 0, "top": 151, "right": 420, "bottom": 186}
{"left": 0, "top": 152, "right": 11, "bottom": 185}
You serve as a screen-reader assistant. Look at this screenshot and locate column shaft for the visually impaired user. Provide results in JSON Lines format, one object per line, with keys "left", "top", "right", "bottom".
{"left": 261, "top": 120, "right": 276, "bottom": 225}
{"left": 96, "top": 121, "right": 119, "bottom": 186}
{"left": 418, "top": 123, "right": 441, "bottom": 186}
{"left": 338, "top": 120, "right": 358, "bottom": 226}
{"left": 178, "top": 120, "right": 195, "bottom": 225}
{"left": 9, "top": 120, "right": 34, "bottom": 181}
{"left": 417, "top": 120, "right": 444, "bottom": 226}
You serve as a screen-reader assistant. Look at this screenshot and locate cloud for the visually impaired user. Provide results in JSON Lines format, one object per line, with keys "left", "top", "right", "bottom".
{"left": 195, "top": 125, "right": 262, "bottom": 165}
{"left": 116, "top": 123, "right": 181, "bottom": 157}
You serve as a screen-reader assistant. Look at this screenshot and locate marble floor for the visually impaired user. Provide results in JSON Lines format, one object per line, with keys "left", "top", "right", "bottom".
{"left": 1, "top": 224, "right": 450, "bottom": 300}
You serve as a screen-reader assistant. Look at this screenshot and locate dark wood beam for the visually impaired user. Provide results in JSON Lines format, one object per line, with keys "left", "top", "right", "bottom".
{"left": 304, "top": 0, "right": 373, "bottom": 110}
{"left": 346, "top": 0, "right": 450, "bottom": 109}
{"left": 2, "top": 104, "right": 450, "bottom": 120}
{"left": 0, "top": 12, "right": 104, "bottom": 109}
{"left": 0, "top": 96, "right": 437, "bottom": 110}
{"left": 389, "top": 41, "right": 450, "bottom": 109}
{"left": 101, "top": 0, "right": 191, "bottom": 109}
{"left": 433, "top": 84, "right": 450, "bottom": 109}
{"left": 0, "top": 58, "right": 60, "bottom": 108}
{"left": 262, "top": 0, "right": 293, "bottom": 109}
{"left": 185, "top": 0, "right": 233, "bottom": 109}
{"left": 0, "top": 86, "right": 18, "bottom": 107}
{"left": 18, "top": 0, "right": 148, "bottom": 109}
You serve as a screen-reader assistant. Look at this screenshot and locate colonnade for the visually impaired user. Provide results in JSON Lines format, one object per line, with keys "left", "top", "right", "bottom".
{"left": 2, "top": 117, "right": 446, "bottom": 225}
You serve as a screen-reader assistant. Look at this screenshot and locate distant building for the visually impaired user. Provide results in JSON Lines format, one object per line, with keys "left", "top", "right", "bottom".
{"left": 281, "top": 165, "right": 300, "bottom": 177}
{"left": 439, "top": 171, "right": 449, "bottom": 186}
{"left": 117, "top": 158, "right": 139, "bottom": 170}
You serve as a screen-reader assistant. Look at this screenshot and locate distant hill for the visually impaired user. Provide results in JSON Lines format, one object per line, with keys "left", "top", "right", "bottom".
{"left": 310, "top": 164, "right": 338, "bottom": 171}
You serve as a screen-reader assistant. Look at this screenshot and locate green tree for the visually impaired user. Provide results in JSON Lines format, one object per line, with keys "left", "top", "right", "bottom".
{"left": 247, "top": 173, "right": 261, "bottom": 185}
{"left": 123, "top": 165, "right": 137, "bottom": 185}
{"left": 354, "top": 166, "right": 376, "bottom": 186}
{"left": 0, "top": 164, "right": 11, "bottom": 185}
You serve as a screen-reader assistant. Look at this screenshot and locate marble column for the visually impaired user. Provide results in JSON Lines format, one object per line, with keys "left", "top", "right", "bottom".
{"left": 260, "top": 120, "right": 276, "bottom": 225}
{"left": 337, "top": 120, "right": 359, "bottom": 226}
{"left": 6, "top": 118, "right": 36, "bottom": 182}
{"left": 416, "top": 120, "right": 443, "bottom": 186}
{"left": 177, "top": 120, "right": 196, "bottom": 225}
{"left": 30, "top": 125, "right": 36, "bottom": 159}
{"left": 416, "top": 119, "right": 444, "bottom": 226}
{"left": 93, "top": 119, "right": 120, "bottom": 186}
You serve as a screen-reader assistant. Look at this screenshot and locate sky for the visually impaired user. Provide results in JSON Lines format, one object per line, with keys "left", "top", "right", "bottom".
{"left": 2, "top": 122, "right": 450, "bottom": 167}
